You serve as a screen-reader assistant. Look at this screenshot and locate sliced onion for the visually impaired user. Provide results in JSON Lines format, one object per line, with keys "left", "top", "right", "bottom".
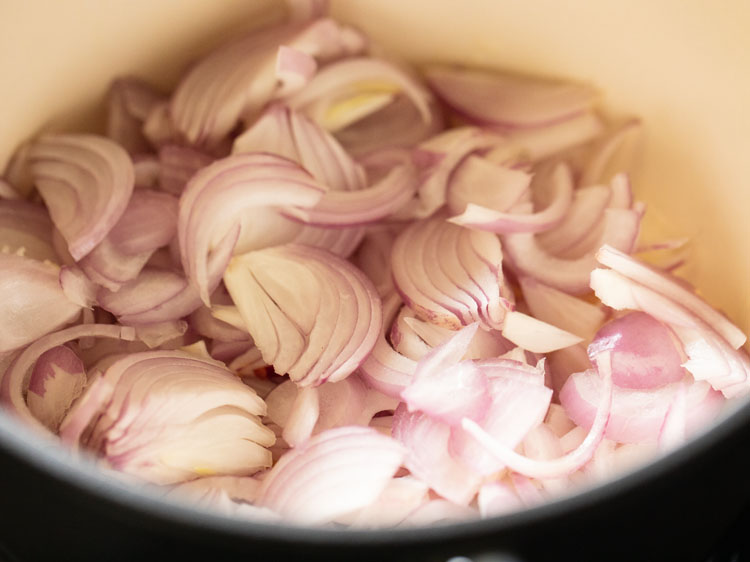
{"left": 178, "top": 153, "right": 326, "bottom": 304}
{"left": 448, "top": 162, "right": 572, "bottom": 233}
{"left": 402, "top": 315, "right": 514, "bottom": 360}
{"left": 1, "top": 324, "right": 135, "bottom": 432}
{"left": 478, "top": 481, "right": 523, "bottom": 518}
{"left": 158, "top": 145, "right": 214, "bottom": 196}
{"left": 282, "top": 386, "right": 320, "bottom": 447}
{"left": 519, "top": 277, "right": 607, "bottom": 341}
{"left": 223, "top": 244, "right": 381, "bottom": 386}
{"left": 78, "top": 190, "right": 178, "bottom": 291}
{"left": 26, "top": 345, "right": 86, "bottom": 432}
{"left": 352, "top": 226, "right": 401, "bottom": 297}
{"left": 400, "top": 499, "right": 478, "bottom": 526}
{"left": 28, "top": 134, "right": 134, "bottom": 260}
{"left": 59, "top": 350, "right": 274, "bottom": 485}
{"left": 501, "top": 310, "right": 583, "bottom": 353}
{"left": 170, "top": 18, "right": 364, "bottom": 147}
{"left": 411, "top": 127, "right": 507, "bottom": 218}
{"left": 588, "top": 311, "right": 685, "bottom": 389}
{"left": 282, "top": 158, "right": 416, "bottom": 226}
{"left": 59, "top": 266, "right": 97, "bottom": 308}
{"left": 0, "top": 255, "right": 82, "bottom": 354}
{"left": 257, "top": 426, "right": 405, "bottom": 523}
{"left": 288, "top": 57, "right": 432, "bottom": 133}
{"left": 391, "top": 214, "right": 507, "bottom": 329}
{"left": 392, "top": 404, "right": 482, "bottom": 505}
{"left": 590, "top": 267, "right": 750, "bottom": 397}
{"left": 358, "top": 293, "right": 417, "bottom": 397}
{"left": 233, "top": 103, "right": 366, "bottom": 192}
{"left": 334, "top": 95, "right": 444, "bottom": 158}
{"left": 537, "top": 185, "right": 611, "bottom": 256}
{"left": 446, "top": 154, "right": 531, "bottom": 217}
{"left": 596, "top": 244, "right": 747, "bottom": 349}
{"left": 449, "top": 365, "right": 552, "bottom": 476}
{"left": 461, "top": 353, "right": 613, "bottom": 479}
{"left": 340, "top": 475, "right": 430, "bottom": 527}
{"left": 105, "top": 77, "right": 165, "bottom": 154}
{"left": 275, "top": 45, "right": 317, "bottom": 97}
{"left": 400, "top": 324, "right": 492, "bottom": 426}
{"left": 502, "top": 208, "right": 642, "bottom": 294}
{"left": 0, "top": 200, "right": 56, "bottom": 262}
{"left": 504, "top": 111, "right": 604, "bottom": 161}
{"left": 425, "top": 65, "right": 597, "bottom": 129}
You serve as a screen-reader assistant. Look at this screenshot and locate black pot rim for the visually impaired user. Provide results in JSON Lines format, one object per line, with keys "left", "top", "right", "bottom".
{"left": 2, "top": 393, "right": 749, "bottom": 548}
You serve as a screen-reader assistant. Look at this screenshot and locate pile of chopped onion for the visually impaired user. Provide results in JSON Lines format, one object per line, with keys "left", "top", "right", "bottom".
{"left": 1, "top": 0, "right": 748, "bottom": 528}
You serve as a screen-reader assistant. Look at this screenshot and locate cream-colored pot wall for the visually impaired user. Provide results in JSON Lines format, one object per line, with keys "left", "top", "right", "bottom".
{"left": 1, "top": 0, "right": 748, "bottom": 334}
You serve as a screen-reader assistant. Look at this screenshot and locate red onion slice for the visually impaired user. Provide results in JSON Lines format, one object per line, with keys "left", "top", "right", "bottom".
{"left": 519, "top": 277, "right": 607, "bottom": 341}
{"left": 461, "top": 353, "right": 613, "bottom": 479}
{"left": 447, "top": 154, "right": 531, "bottom": 217}
{"left": 1, "top": 324, "right": 135, "bottom": 432}
{"left": 392, "top": 404, "right": 482, "bottom": 505}
{"left": 588, "top": 311, "right": 685, "bottom": 389}
{"left": 590, "top": 268, "right": 750, "bottom": 397}
{"left": 448, "top": 162, "right": 573, "bottom": 233}
{"left": 158, "top": 145, "right": 215, "bottom": 196}
{"left": 223, "top": 244, "right": 381, "bottom": 386}
{"left": 28, "top": 134, "right": 135, "bottom": 260}
{"left": 60, "top": 350, "right": 274, "bottom": 484}
{"left": 170, "top": 18, "right": 363, "bottom": 147}
{"left": 283, "top": 159, "right": 416, "bottom": 226}
{"left": 340, "top": 475, "right": 430, "bottom": 527}
{"left": 391, "top": 215, "right": 507, "bottom": 329}
{"left": 79, "top": 191, "right": 178, "bottom": 291}
{"left": 0, "top": 200, "right": 56, "bottom": 262}
{"left": 178, "top": 153, "right": 325, "bottom": 304}
{"left": 275, "top": 45, "right": 317, "bottom": 97}
{"left": 501, "top": 311, "right": 583, "bottom": 353}
{"left": 0, "top": 254, "right": 82, "bottom": 353}
{"left": 537, "top": 185, "right": 611, "bottom": 256}
{"left": 233, "top": 103, "right": 366, "bottom": 192}
{"left": 257, "top": 426, "right": 405, "bottom": 524}
{"left": 105, "top": 77, "right": 165, "bottom": 154}
{"left": 425, "top": 65, "right": 597, "bottom": 129}
{"left": 26, "top": 345, "right": 86, "bottom": 432}
{"left": 358, "top": 293, "right": 417, "bottom": 397}
{"left": 288, "top": 57, "right": 433, "bottom": 133}
{"left": 502, "top": 208, "right": 641, "bottom": 294}
{"left": 413, "top": 127, "right": 507, "bottom": 218}
{"left": 504, "top": 111, "right": 604, "bottom": 161}
{"left": 596, "top": 244, "right": 747, "bottom": 349}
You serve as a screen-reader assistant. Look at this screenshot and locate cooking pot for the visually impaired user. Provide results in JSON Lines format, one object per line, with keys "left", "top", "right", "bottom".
{"left": 1, "top": 1, "right": 749, "bottom": 561}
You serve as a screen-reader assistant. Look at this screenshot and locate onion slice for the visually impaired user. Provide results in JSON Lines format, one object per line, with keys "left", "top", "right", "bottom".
{"left": 425, "top": 65, "right": 597, "bottom": 129}
{"left": 224, "top": 244, "right": 381, "bottom": 386}
{"left": 257, "top": 426, "right": 405, "bottom": 523}
{"left": 1, "top": 324, "right": 136, "bottom": 432}
{"left": 59, "top": 350, "right": 274, "bottom": 484}
{"left": 178, "top": 153, "right": 326, "bottom": 304}
{"left": 391, "top": 214, "right": 508, "bottom": 329}
{"left": 28, "top": 134, "right": 135, "bottom": 260}
{"left": 596, "top": 245, "right": 746, "bottom": 349}
{"left": 461, "top": 353, "right": 613, "bottom": 479}
{"left": 0, "top": 255, "right": 83, "bottom": 353}
{"left": 448, "top": 163, "right": 573, "bottom": 234}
